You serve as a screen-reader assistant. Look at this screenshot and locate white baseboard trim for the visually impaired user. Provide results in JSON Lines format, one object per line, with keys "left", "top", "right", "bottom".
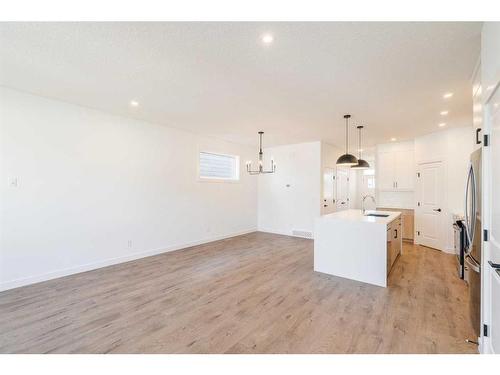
{"left": 443, "top": 246, "right": 455, "bottom": 254}
{"left": 0, "top": 228, "right": 257, "bottom": 292}
{"left": 257, "top": 228, "right": 314, "bottom": 239}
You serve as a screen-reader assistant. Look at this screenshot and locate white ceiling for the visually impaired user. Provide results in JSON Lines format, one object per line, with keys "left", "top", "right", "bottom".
{"left": 0, "top": 22, "right": 481, "bottom": 152}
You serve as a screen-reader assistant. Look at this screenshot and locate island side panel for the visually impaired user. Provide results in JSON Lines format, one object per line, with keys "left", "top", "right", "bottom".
{"left": 314, "top": 219, "right": 387, "bottom": 287}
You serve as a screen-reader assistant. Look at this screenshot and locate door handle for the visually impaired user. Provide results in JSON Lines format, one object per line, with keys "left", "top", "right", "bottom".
{"left": 433, "top": 208, "right": 442, "bottom": 212}
{"left": 488, "top": 260, "right": 500, "bottom": 269}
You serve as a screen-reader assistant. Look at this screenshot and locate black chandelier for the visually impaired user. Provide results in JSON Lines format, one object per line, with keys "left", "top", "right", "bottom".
{"left": 246, "top": 131, "right": 276, "bottom": 175}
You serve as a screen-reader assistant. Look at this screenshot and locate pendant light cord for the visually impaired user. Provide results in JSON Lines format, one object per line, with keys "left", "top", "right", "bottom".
{"left": 359, "top": 127, "right": 362, "bottom": 159}
{"left": 345, "top": 117, "right": 349, "bottom": 153}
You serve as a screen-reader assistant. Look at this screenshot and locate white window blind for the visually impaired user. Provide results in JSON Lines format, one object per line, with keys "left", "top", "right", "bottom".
{"left": 199, "top": 152, "right": 239, "bottom": 180}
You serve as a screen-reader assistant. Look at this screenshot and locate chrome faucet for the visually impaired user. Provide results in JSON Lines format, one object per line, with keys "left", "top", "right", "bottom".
{"left": 362, "top": 195, "right": 376, "bottom": 214}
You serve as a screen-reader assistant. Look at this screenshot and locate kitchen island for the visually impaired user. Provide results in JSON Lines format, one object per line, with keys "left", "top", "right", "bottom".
{"left": 314, "top": 209, "right": 402, "bottom": 287}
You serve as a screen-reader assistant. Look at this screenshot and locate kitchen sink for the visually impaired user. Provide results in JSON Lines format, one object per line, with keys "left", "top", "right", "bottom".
{"left": 364, "top": 213, "right": 390, "bottom": 217}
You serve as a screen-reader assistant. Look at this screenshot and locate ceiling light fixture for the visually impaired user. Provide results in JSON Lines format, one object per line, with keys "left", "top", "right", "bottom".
{"left": 391, "top": 138, "right": 397, "bottom": 142}
{"left": 440, "top": 110, "right": 449, "bottom": 116}
{"left": 130, "top": 100, "right": 139, "bottom": 107}
{"left": 439, "top": 123, "right": 446, "bottom": 127}
{"left": 261, "top": 34, "right": 274, "bottom": 45}
{"left": 351, "top": 125, "right": 370, "bottom": 170}
{"left": 336, "top": 114, "right": 358, "bottom": 166}
{"left": 246, "top": 132, "right": 276, "bottom": 175}
{"left": 443, "top": 92, "right": 454, "bottom": 99}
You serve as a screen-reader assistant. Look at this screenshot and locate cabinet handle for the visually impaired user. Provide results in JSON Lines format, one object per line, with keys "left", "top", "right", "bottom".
{"left": 476, "top": 128, "right": 482, "bottom": 145}
{"left": 394, "top": 229, "right": 398, "bottom": 239}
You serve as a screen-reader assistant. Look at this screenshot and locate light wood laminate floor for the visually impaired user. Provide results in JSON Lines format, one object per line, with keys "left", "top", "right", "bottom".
{"left": 0, "top": 232, "right": 477, "bottom": 353}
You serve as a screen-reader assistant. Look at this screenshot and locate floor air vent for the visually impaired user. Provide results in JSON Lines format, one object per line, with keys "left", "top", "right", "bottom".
{"left": 292, "top": 230, "right": 313, "bottom": 239}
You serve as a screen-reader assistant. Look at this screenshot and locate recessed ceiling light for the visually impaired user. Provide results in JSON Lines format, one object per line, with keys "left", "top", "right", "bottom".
{"left": 443, "top": 92, "right": 454, "bottom": 99}
{"left": 438, "top": 123, "right": 446, "bottom": 127}
{"left": 390, "top": 138, "right": 397, "bottom": 142}
{"left": 130, "top": 100, "right": 139, "bottom": 107}
{"left": 440, "top": 110, "right": 449, "bottom": 116}
{"left": 261, "top": 33, "right": 274, "bottom": 45}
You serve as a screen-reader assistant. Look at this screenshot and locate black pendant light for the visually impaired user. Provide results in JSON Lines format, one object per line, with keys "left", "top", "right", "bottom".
{"left": 336, "top": 114, "right": 358, "bottom": 166}
{"left": 352, "top": 125, "right": 370, "bottom": 169}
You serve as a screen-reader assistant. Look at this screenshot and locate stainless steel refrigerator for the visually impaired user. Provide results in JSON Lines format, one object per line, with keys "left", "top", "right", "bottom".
{"left": 464, "top": 148, "right": 482, "bottom": 337}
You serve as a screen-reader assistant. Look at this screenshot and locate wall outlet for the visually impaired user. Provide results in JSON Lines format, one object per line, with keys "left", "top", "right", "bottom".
{"left": 8, "top": 177, "right": 19, "bottom": 188}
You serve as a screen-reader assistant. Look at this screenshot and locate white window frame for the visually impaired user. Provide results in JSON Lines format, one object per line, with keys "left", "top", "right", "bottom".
{"left": 198, "top": 151, "right": 240, "bottom": 183}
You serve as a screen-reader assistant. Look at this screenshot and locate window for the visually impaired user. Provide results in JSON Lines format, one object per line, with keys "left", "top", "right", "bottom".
{"left": 363, "top": 168, "right": 375, "bottom": 189}
{"left": 367, "top": 176, "right": 376, "bottom": 189}
{"left": 199, "top": 152, "right": 239, "bottom": 181}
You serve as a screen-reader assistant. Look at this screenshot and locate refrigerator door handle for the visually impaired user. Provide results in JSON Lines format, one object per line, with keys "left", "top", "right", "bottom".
{"left": 465, "top": 254, "right": 480, "bottom": 273}
{"left": 470, "top": 164, "right": 477, "bottom": 247}
{"left": 464, "top": 164, "right": 473, "bottom": 250}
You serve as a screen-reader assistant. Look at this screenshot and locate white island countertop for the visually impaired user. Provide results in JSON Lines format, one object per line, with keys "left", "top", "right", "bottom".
{"left": 319, "top": 209, "right": 401, "bottom": 225}
{"left": 314, "top": 209, "right": 402, "bottom": 287}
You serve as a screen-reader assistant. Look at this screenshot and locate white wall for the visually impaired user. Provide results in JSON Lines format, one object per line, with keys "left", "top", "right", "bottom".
{"left": 257, "top": 142, "right": 321, "bottom": 237}
{"left": 321, "top": 142, "right": 343, "bottom": 169}
{"left": 0, "top": 87, "right": 258, "bottom": 291}
{"left": 414, "top": 126, "right": 474, "bottom": 252}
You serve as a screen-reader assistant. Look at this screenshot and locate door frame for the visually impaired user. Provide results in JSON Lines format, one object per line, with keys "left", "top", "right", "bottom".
{"left": 415, "top": 158, "right": 447, "bottom": 252}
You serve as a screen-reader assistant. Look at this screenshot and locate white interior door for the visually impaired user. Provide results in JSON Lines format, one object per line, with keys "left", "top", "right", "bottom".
{"left": 336, "top": 168, "right": 349, "bottom": 211}
{"left": 322, "top": 167, "right": 336, "bottom": 214}
{"left": 485, "top": 85, "right": 500, "bottom": 354}
{"left": 416, "top": 161, "right": 445, "bottom": 251}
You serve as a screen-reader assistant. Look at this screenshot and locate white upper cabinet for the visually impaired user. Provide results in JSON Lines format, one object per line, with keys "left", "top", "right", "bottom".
{"left": 377, "top": 151, "right": 395, "bottom": 190}
{"left": 376, "top": 142, "right": 415, "bottom": 192}
{"left": 394, "top": 149, "right": 415, "bottom": 190}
